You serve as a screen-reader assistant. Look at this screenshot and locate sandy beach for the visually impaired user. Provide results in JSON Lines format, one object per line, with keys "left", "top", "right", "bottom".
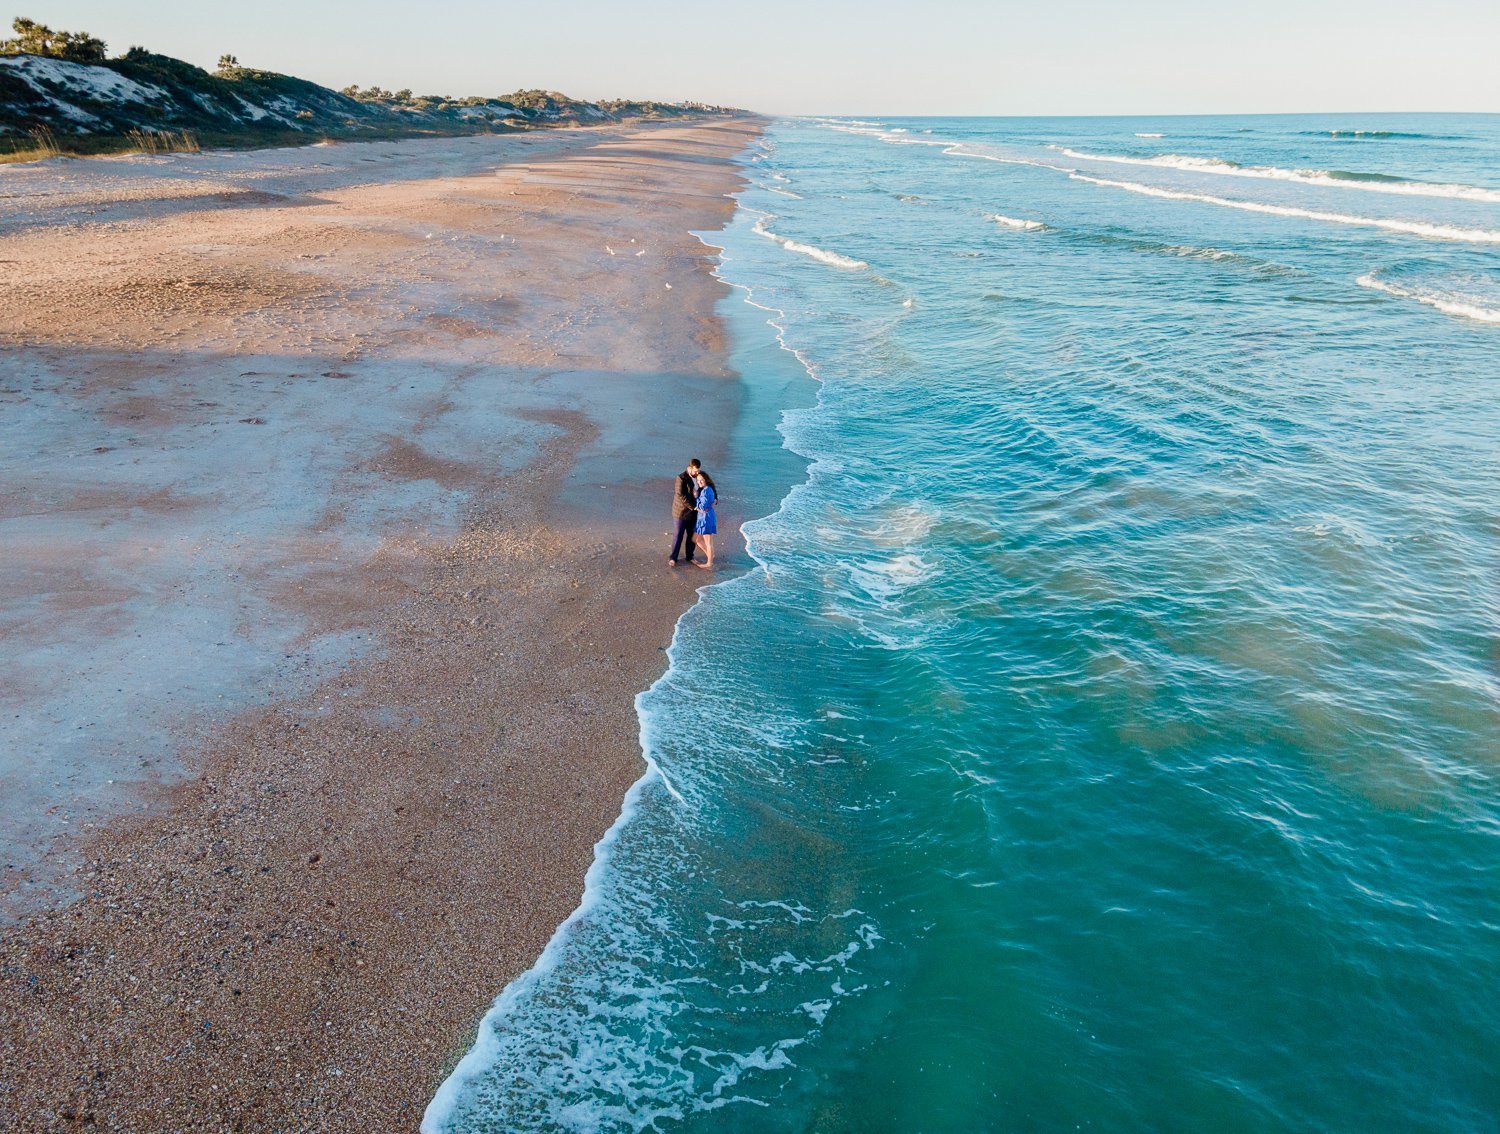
{"left": 0, "top": 115, "right": 760, "bottom": 1129}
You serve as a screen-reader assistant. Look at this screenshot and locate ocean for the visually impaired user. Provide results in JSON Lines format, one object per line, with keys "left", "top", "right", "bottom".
{"left": 425, "top": 114, "right": 1500, "bottom": 1132}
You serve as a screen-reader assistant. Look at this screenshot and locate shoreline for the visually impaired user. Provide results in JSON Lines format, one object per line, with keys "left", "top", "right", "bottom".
{"left": 0, "top": 116, "right": 763, "bottom": 1128}
{"left": 422, "top": 204, "right": 825, "bottom": 1124}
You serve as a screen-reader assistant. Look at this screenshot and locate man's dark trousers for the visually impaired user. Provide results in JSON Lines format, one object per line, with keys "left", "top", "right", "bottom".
{"left": 671, "top": 513, "right": 697, "bottom": 563}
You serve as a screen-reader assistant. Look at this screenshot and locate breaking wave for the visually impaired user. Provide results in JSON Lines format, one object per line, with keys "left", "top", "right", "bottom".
{"left": 1306, "top": 129, "right": 1464, "bottom": 140}
{"left": 1356, "top": 274, "right": 1500, "bottom": 324}
{"left": 1070, "top": 174, "right": 1500, "bottom": 244}
{"left": 1055, "top": 148, "right": 1500, "bottom": 204}
{"left": 753, "top": 217, "right": 869, "bottom": 269}
{"left": 987, "top": 213, "right": 1048, "bottom": 231}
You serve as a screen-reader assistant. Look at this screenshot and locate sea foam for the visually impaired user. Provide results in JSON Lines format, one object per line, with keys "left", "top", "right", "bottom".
{"left": 419, "top": 759, "right": 665, "bottom": 1133}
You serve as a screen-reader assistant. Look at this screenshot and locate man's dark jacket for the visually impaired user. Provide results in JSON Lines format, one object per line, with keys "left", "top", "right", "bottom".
{"left": 673, "top": 473, "right": 697, "bottom": 520}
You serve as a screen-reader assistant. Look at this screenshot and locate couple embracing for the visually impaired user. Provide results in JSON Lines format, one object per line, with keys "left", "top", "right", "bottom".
{"left": 669, "top": 458, "right": 718, "bottom": 569}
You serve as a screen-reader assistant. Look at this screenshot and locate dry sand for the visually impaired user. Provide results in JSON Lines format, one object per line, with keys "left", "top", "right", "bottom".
{"left": 0, "top": 116, "right": 762, "bottom": 1130}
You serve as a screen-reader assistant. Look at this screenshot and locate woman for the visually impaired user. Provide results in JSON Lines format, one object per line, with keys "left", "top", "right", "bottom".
{"left": 693, "top": 471, "right": 718, "bottom": 568}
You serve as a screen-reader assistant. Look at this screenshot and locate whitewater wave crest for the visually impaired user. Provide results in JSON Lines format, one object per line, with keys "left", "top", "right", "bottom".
{"left": 753, "top": 217, "right": 868, "bottom": 269}
{"left": 1056, "top": 147, "right": 1500, "bottom": 204}
{"left": 814, "top": 120, "right": 1074, "bottom": 176}
{"left": 1071, "top": 174, "right": 1500, "bottom": 244}
{"left": 987, "top": 213, "right": 1048, "bottom": 231}
{"left": 1355, "top": 274, "right": 1500, "bottom": 324}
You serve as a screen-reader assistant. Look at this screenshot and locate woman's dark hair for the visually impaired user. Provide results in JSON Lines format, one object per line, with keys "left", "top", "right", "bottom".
{"left": 698, "top": 471, "right": 717, "bottom": 499}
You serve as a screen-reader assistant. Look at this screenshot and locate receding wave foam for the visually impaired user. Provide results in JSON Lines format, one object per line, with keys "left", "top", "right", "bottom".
{"left": 1356, "top": 274, "right": 1500, "bottom": 324}
{"left": 1056, "top": 147, "right": 1500, "bottom": 204}
{"left": 420, "top": 766, "right": 655, "bottom": 1133}
{"left": 1071, "top": 174, "right": 1500, "bottom": 244}
{"left": 987, "top": 213, "right": 1048, "bottom": 232}
{"left": 1135, "top": 132, "right": 1165, "bottom": 138}
{"left": 753, "top": 217, "right": 868, "bottom": 269}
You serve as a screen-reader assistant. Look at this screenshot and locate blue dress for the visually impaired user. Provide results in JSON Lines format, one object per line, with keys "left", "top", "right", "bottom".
{"left": 694, "top": 486, "right": 717, "bottom": 535}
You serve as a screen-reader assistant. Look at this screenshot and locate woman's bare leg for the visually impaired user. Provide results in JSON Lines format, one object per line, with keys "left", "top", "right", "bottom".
{"left": 696, "top": 534, "right": 714, "bottom": 568}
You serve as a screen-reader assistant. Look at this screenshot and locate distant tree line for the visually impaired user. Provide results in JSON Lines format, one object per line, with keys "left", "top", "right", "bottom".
{"left": 339, "top": 86, "right": 538, "bottom": 113}
{"left": 0, "top": 16, "right": 106, "bottom": 61}
{"left": 1, "top": 16, "right": 741, "bottom": 122}
{"left": 342, "top": 85, "right": 416, "bottom": 104}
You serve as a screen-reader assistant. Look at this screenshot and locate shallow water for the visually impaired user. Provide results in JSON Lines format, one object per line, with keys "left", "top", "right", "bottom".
{"left": 427, "top": 114, "right": 1500, "bottom": 1132}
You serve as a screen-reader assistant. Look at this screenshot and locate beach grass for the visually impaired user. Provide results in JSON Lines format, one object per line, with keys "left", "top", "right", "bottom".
{"left": 0, "top": 122, "right": 59, "bottom": 163}
{"left": 124, "top": 127, "right": 201, "bottom": 155}
{"left": 0, "top": 120, "right": 543, "bottom": 163}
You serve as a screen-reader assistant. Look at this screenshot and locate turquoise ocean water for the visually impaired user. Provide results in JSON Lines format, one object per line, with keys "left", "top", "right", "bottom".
{"left": 426, "top": 115, "right": 1500, "bottom": 1132}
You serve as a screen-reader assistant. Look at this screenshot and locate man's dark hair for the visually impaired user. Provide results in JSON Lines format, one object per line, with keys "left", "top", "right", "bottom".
{"left": 688, "top": 458, "right": 701, "bottom": 469}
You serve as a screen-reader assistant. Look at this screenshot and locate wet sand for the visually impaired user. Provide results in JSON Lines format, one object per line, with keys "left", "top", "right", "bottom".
{"left": 0, "top": 117, "right": 761, "bottom": 1129}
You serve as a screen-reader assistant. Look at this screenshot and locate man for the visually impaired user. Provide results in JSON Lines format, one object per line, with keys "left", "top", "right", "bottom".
{"left": 669, "top": 459, "right": 701, "bottom": 567}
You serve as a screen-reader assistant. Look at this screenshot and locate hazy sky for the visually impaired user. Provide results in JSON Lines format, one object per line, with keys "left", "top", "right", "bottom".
{"left": 17, "top": 1, "right": 1500, "bottom": 115}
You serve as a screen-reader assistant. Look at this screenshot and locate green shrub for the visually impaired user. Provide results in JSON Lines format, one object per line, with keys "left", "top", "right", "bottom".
{"left": 0, "top": 16, "right": 107, "bottom": 62}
